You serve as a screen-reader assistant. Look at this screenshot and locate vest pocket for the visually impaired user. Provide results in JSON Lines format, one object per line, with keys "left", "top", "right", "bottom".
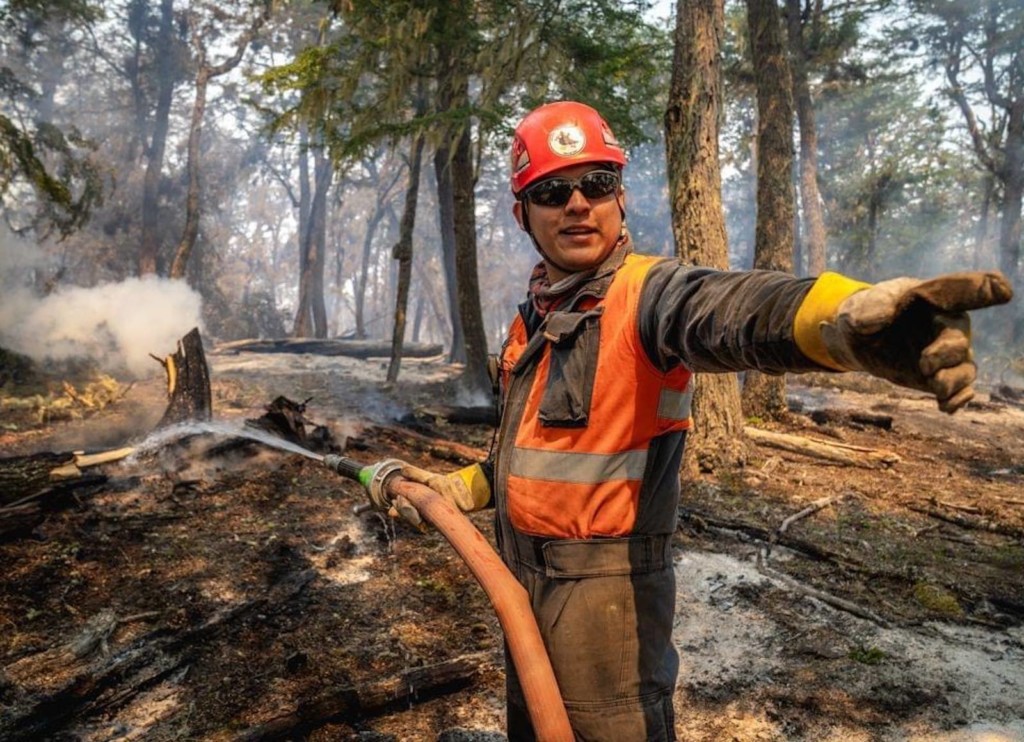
{"left": 538, "top": 308, "right": 602, "bottom": 427}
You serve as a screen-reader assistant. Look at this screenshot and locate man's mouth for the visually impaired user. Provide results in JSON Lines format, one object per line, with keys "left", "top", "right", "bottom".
{"left": 561, "top": 225, "right": 595, "bottom": 236}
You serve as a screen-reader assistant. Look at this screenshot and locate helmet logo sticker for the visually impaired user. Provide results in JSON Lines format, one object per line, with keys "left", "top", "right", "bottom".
{"left": 548, "top": 124, "right": 586, "bottom": 157}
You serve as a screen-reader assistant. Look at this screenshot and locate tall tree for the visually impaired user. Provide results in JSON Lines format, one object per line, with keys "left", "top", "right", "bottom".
{"left": 294, "top": 144, "right": 331, "bottom": 337}
{"left": 909, "top": 0, "right": 1023, "bottom": 303}
{"left": 387, "top": 93, "right": 428, "bottom": 384}
{"left": 353, "top": 150, "right": 403, "bottom": 338}
{"left": 742, "top": 0, "right": 795, "bottom": 420}
{"left": 666, "top": 0, "right": 746, "bottom": 473}
{"left": 138, "top": 0, "right": 181, "bottom": 276}
{"left": 170, "top": 1, "right": 270, "bottom": 280}
{"left": 785, "top": 0, "right": 828, "bottom": 276}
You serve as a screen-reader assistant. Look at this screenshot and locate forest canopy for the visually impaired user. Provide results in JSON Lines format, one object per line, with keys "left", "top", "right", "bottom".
{"left": 0, "top": 0, "right": 1020, "bottom": 380}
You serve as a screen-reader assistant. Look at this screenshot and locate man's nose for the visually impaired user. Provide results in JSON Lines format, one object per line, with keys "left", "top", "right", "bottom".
{"left": 565, "top": 187, "right": 590, "bottom": 213}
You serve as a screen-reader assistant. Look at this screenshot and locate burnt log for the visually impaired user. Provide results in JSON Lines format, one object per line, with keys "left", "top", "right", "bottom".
{"left": 213, "top": 338, "right": 444, "bottom": 359}
{"left": 991, "top": 384, "right": 1024, "bottom": 408}
{"left": 0, "top": 447, "right": 129, "bottom": 506}
{"left": 808, "top": 408, "right": 893, "bottom": 430}
{"left": 154, "top": 327, "right": 211, "bottom": 428}
{"left": 0, "top": 452, "right": 75, "bottom": 505}
{"left": 233, "top": 651, "right": 494, "bottom": 742}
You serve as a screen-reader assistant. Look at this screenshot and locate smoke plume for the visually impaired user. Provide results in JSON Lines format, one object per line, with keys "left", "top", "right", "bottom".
{"left": 1, "top": 233, "right": 204, "bottom": 378}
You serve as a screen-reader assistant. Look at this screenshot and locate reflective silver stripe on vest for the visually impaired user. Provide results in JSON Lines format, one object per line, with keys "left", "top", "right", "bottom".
{"left": 658, "top": 385, "right": 693, "bottom": 421}
{"left": 510, "top": 447, "right": 649, "bottom": 483}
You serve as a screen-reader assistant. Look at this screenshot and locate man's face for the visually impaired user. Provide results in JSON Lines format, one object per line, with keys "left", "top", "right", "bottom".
{"left": 513, "top": 163, "right": 626, "bottom": 281}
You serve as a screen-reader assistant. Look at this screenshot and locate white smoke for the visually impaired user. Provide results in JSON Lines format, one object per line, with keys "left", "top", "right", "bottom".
{"left": 1, "top": 232, "right": 204, "bottom": 378}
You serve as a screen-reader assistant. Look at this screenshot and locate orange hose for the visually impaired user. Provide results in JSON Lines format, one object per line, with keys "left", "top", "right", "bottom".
{"left": 387, "top": 476, "right": 574, "bottom": 742}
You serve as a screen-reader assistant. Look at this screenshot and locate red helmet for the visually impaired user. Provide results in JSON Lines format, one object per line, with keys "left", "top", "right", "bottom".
{"left": 510, "top": 101, "right": 627, "bottom": 195}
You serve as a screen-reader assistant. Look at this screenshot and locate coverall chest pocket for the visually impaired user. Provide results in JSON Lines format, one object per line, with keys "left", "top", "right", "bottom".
{"left": 538, "top": 308, "right": 603, "bottom": 427}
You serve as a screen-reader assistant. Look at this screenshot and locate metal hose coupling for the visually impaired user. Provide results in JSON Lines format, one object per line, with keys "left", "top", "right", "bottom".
{"left": 364, "top": 458, "right": 405, "bottom": 511}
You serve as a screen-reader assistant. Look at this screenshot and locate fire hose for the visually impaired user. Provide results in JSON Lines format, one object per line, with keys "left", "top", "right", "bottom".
{"left": 322, "top": 454, "right": 574, "bottom": 742}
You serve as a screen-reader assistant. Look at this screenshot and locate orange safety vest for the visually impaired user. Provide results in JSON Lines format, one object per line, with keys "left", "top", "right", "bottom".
{"left": 498, "top": 254, "right": 693, "bottom": 539}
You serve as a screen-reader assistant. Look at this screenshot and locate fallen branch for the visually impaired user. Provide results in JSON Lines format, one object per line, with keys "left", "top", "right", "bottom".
{"left": 933, "top": 499, "right": 982, "bottom": 515}
{"left": 906, "top": 503, "right": 1024, "bottom": 540}
{"left": 777, "top": 495, "right": 844, "bottom": 539}
{"left": 744, "top": 426, "right": 900, "bottom": 468}
{"left": 233, "top": 650, "right": 497, "bottom": 741}
{"left": 763, "top": 495, "right": 846, "bottom": 563}
{"left": 758, "top": 561, "right": 892, "bottom": 628}
{"left": 679, "top": 509, "right": 865, "bottom": 571}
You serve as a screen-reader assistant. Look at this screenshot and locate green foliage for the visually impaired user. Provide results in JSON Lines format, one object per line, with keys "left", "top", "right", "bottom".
{"left": 0, "top": 114, "right": 104, "bottom": 237}
{"left": 912, "top": 582, "right": 963, "bottom": 617}
{"left": 254, "top": 0, "right": 670, "bottom": 167}
{"left": 848, "top": 644, "right": 887, "bottom": 665}
{"left": 0, "top": 0, "right": 101, "bottom": 33}
{"left": 0, "top": 0, "right": 104, "bottom": 236}
{"left": 815, "top": 72, "right": 973, "bottom": 279}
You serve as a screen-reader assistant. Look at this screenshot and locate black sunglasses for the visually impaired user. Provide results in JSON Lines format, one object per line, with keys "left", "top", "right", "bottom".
{"left": 523, "top": 169, "right": 621, "bottom": 207}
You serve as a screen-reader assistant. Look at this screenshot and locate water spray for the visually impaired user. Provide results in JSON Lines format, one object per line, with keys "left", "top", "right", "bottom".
{"left": 123, "top": 423, "right": 572, "bottom": 738}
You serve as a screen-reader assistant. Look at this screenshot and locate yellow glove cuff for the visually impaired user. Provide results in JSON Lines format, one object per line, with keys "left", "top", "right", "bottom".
{"left": 794, "top": 272, "right": 871, "bottom": 370}
{"left": 451, "top": 463, "right": 492, "bottom": 510}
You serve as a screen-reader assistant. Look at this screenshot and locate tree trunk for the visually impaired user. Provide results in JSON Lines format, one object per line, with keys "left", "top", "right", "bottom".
{"left": 999, "top": 100, "right": 1023, "bottom": 298}
{"left": 171, "top": 8, "right": 265, "bottom": 280}
{"left": 388, "top": 114, "right": 427, "bottom": 384}
{"left": 294, "top": 148, "right": 331, "bottom": 338}
{"left": 310, "top": 149, "right": 330, "bottom": 338}
{"left": 293, "top": 127, "right": 313, "bottom": 336}
{"left": 786, "top": 0, "right": 827, "bottom": 277}
{"left": 451, "top": 115, "right": 492, "bottom": 398}
{"left": 171, "top": 67, "right": 210, "bottom": 280}
{"left": 355, "top": 206, "right": 385, "bottom": 339}
{"left": 975, "top": 172, "right": 994, "bottom": 270}
{"left": 138, "top": 0, "right": 175, "bottom": 277}
{"left": 742, "top": 0, "right": 795, "bottom": 421}
{"left": 665, "top": 0, "right": 746, "bottom": 473}
{"left": 434, "top": 146, "right": 465, "bottom": 361}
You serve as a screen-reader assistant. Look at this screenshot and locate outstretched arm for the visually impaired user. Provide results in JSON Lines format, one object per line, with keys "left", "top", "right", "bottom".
{"left": 639, "top": 261, "right": 1013, "bottom": 413}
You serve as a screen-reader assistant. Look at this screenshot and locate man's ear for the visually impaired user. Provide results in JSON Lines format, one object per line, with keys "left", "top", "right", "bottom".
{"left": 512, "top": 200, "right": 527, "bottom": 232}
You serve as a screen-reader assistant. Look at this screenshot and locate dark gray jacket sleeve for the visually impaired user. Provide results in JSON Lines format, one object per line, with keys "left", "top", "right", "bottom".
{"left": 638, "top": 261, "right": 826, "bottom": 374}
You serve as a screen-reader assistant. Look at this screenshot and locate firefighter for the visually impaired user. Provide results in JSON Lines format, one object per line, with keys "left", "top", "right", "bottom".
{"left": 399, "top": 101, "right": 1013, "bottom": 740}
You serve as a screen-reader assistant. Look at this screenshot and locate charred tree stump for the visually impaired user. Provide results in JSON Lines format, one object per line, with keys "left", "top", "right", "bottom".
{"left": 153, "top": 328, "right": 211, "bottom": 428}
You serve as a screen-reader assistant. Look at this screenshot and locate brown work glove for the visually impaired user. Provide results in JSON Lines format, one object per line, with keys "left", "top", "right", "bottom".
{"left": 387, "top": 462, "right": 492, "bottom": 529}
{"left": 819, "top": 271, "right": 1013, "bottom": 413}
